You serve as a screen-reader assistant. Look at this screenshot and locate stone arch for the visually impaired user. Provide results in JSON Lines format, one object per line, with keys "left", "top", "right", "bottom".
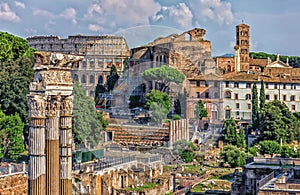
{"left": 74, "top": 74, "right": 78, "bottom": 81}
{"left": 81, "top": 75, "right": 86, "bottom": 83}
{"left": 90, "top": 75, "right": 95, "bottom": 84}
{"left": 185, "top": 33, "right": 191, "bottom": 41}
{"left": 98, "top": 75, "right": 103, "bottom": 84}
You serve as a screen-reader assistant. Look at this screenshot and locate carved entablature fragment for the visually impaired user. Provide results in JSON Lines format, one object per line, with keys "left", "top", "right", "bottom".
{"left": 34, "top": 52, "right": 83, "bottom": 70}
{"left": 40, "top": 70, "right": 73, "bottom": 85}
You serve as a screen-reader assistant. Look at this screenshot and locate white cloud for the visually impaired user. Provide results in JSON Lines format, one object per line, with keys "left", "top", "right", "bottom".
{"left": 0, "top": 2, "right": 20, "bottom": 22}
{"left": 88, "top": 24, "right": 103, "bottom": 32}
{"left": 150, "top": 3, "right": 193, "bottom": 29}
{"left": 189, "top": 0, "right": 234, "bottom": 25}
{"left": 33, "top": 9, "right": 54, "bottom": 18}
{"left": 15, "top": 1, "right": 25, "bottom": 9}
{"left": 60, "top": 7, "right": 77, "bottom": 24}
{"left": 84, "top": 0, "right": 161, "bottom": 33}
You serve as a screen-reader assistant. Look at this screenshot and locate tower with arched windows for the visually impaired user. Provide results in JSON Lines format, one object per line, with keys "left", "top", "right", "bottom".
{"left": 235, "top": 23, "right": 250, "bottom": 71}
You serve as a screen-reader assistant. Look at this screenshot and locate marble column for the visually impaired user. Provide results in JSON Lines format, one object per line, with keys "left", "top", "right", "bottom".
{"left": 59, "top": 96, "right": 73, "bottom": 195}
{"left": 28, "top": 95, "right": 46, "bottom": 195}
{"left": 45, "top": 95, "right": 61, "bottom": 195}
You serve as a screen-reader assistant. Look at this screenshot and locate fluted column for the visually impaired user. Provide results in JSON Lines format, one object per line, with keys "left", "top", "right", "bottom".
{"left": 28, "top": 95, "right": 46, "bottom": 195}
{"left": 59, "top": 96, "right": 73, "bottom": 195}
{"left": 45, "top": 95, "right": 61, "bottom": 195}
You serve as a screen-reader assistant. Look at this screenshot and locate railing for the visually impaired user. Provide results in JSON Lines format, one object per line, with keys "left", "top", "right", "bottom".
{"left": 73, "top": 154, "right": 162, "bottom": 171}
{"left": 172, "top": 185, "right": 191, "bottom": 195}
{"left": 0, "top": 162, "right": 27, "bottom": 177}
{"left": 258, "top": 171, "right": 275, "bottom": 188}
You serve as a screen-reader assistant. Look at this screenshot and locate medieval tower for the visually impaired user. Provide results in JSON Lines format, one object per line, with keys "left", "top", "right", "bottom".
{"left": 235, "top": 23, "right": 250, "bottom": 71}
{"left": 27, "top": 52, "right": 82, "bottom": 195}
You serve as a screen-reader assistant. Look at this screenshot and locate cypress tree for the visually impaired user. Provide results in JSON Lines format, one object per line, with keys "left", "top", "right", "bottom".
{"left": 252, "top": 83, "right": 259, "bottom": 130}
{"left": 259, "top": 80, "right": 266, "bottom": 110}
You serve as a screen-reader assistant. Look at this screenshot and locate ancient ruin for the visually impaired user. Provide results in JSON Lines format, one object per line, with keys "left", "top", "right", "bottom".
{"left": 27, "top": 52, "right": 82, "bottom": 195}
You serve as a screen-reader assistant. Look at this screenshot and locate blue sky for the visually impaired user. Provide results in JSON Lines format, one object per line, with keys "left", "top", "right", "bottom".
{"left": 1, "top": 0, "right": 300, "bottom": 56}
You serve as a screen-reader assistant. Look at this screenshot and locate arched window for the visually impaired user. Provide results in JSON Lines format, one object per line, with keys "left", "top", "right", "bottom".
{"left": 90, "top": 75, "right": 95, "bottom": 84}
{"left": 245, "top": 94, "right": 251, "bottom": 100}
{"left": 214, "top": 92, "right": 219, "bottom": 98}
{"left": 163, "top": 55, "right": 167, "bottom": 63}
{"left": 73, "top": 74, "right": 78, "bottom": 81}
{"left": 81, "top": 75, "right": 86, "bottom": 83}
{"left": 98, "top": 75, "right": 103, "bottom": 84}
{"left": 224, "top": 91, "right": 231, "bottom": 98}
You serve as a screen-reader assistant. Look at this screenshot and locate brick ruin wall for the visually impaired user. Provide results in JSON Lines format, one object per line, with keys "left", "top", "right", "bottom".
{"left": 0, "top": 174, "right": 28, "bottom": 195}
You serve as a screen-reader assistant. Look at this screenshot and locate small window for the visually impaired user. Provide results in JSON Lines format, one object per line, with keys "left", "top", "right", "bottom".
{"left": 246, "top": 83, "right": 251, "bottom": 88}
{"left": 205, "top": 81, "right": 209, "bottom": 87}
{"left": 196, "top": 92, "right": 200, "bottom": 98}
{"left": 235, "top": 94, "right": 239, "bottom": 100}
{"left": 236, "top": 111, "right": 240, "bottom": 116}
{"left": 205, "top": 92, "right": 209, "bottom": 98}
{"left": 196, "top": 81, "right": 200, "bottom": 87}
{"left": 247, "top": 104, "right": 251, "bottom": 109}
{"left": 283, "top": 84, "right": 286, "bottom": 89}
{"left": 234, "top": 82, "right": 239, "bottom": 88}
{"left": 274, "top": 84, "right": 278, "bottom": 89}
{"left": 274, "top": 94, "right": 278, "bottom": 100}
{"left": 292, "top": 105, "right": 296, "bottom": 111}
{"left": 245, "top": 94, "right": 251, "bottom": 100}
{"left": 265, "top": 83, "right": 269, "bottom": 89}
{"left": 236, "top": 103, "right": 240, "bottom": 109}
{"left": 283, "top": 95, "right": 286, "bottom": 101}
{"left": 225, "top": 91, "right": 231, "bottom": 98}
{"left": 226, "top": 81, "right": 230, "bottom": 88}
{"left": 266, "top": 95, "right": 270, "bottom": 100}
{"left": 290, "top": 95, "right": 295, "bottom": 101}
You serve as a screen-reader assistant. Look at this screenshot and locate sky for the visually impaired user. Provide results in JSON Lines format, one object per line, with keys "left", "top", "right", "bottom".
{"left": 1, "top": 0, "right": 300, "bottom": 56}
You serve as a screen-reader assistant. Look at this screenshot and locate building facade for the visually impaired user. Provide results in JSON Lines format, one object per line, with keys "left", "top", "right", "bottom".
{"left": 27, "top": 35, "right": 130, "bottom": 97}
{"left": 217, "top": 23, "right": 300, "bottom": 121}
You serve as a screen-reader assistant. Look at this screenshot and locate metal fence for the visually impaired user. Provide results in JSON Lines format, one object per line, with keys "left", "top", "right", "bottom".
{"left": 73, "top": 154, "right": 162, "bottom": 171}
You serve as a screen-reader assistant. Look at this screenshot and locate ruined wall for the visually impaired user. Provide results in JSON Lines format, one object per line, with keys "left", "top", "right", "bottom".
{"left": 0, "top": 174, "right": 28, "bottom": 195}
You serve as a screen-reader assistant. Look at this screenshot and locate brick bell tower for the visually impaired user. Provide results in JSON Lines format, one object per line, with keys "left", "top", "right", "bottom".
{"left": 235, "top": 23, "right": 250, "bottom": 71}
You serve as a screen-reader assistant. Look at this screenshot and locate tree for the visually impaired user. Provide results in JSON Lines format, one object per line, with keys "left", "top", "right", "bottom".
{"left": 0, "top": 110, "right": 25, "bottom": 160}
{"left": 0, "top": 32, "right": 35, "bottom": 62}
{"left": 237, "top": 128, "right": 246, "bottom": 148}
{"left": 224, "top": 119, "right": 238, "bottom": 145}
{"left": 280, "top": 145, "right": 294, "bottom": 158}
{"left": 73, "top": 82, "right": 107, "bottom": 148}
{"left": 180, "top": 150, "right": 195, "bottom": 163}
{"left": 259, "top": 80, "right": 266, "bottom": 110}
{"left": 149, "top": 102, "right": 169, "bottom": 124}
{"left": 262, "top": 101, "right": 299, "bottom": 143}
{"left": 259, "top": 140, "right": 281, "bottom": 157}
{"left": 221, "top": 144, "right": 251, "bottom": 167}
{"left": 195, "top": 100, "right": 208, "bottom": 120}
{"left": 0, "top": 32, "right": 35, "bottom": 124}
{"left": 106, "top": 64, "right": 119, "bottom": 92}
{"left": 144, "top": 90, "right": 171, "bottom": 111}
{"left": 141, "top": 65, "right": 185, "bottom": 92}
{"left": 252, "top": 83, "right": 259, "bottom": 130}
